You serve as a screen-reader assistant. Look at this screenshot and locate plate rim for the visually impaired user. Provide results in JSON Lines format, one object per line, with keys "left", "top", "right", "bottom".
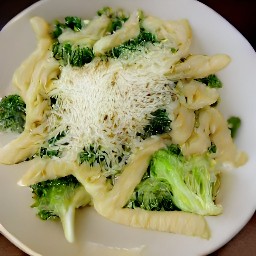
{"left": 1, "top": 0, "right": 256, "bottom": 255}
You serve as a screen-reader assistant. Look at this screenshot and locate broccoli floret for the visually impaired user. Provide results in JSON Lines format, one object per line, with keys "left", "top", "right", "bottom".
{"left": 109, "top": 28, "right": 158, "bottom": 58}
{"left": 140, "top": 109, "right": 171, "bottom": 139}
{"left": 196, "top": 74, "right": 223, "bottom": 88}
{"left": 52, "top": 42, "right": 71, "bottom": 65}
{"left": 127, "top": 178, "right": 178, "bottom": 211}
{"left": 126, "top": 145, "right": 181, "bottom": 211}
{"left": 52, "top": 16, "right": 83, "bottom": 38}
{"left": 0, "top": 94, "right": 26, "bottom": 133}
{"left": 148, "top": 147, "right": 222, "bottom": 215}
{"left": 52, "top": 42, "right": 94, "bottom": 67}
{"left": 30, "top": 175, "right": 90, "bottom": 242}
{"left": 64, "top": 16, "right": 82, "bottom": 32}
{"left": 227, "top": 116, "right": 241, "bottom": 138}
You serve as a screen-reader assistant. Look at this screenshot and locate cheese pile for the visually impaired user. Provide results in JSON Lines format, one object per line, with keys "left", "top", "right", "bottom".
{"left": 47, "top": 46, "right": 178, "bottom": 174}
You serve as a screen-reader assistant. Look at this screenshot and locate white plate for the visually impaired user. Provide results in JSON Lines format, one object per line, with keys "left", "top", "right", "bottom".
{"left": 1, "top": 0, "right": 256, "bottom": 255}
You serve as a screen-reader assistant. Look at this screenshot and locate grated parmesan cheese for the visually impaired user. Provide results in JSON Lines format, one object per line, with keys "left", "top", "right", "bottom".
{"left": 47, "top": 45, "right": 178, "bottom": 174}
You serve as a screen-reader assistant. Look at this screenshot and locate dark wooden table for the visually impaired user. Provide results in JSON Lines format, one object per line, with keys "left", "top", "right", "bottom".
{"left": 0, "top": 1, "right": 255, "bottom": 255}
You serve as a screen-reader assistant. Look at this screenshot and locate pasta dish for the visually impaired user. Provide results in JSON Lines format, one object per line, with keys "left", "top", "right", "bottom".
{"left": 0, "top": 7, "right": 247, "bottom": 243}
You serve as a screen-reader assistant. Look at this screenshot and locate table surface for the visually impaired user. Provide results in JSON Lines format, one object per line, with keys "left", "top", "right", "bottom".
{"left": 0, "top": 0, "right": 255, "bottom": 255}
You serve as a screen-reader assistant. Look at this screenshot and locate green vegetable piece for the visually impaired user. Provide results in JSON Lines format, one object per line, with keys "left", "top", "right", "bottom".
{"left": 39, "top": 131, "right": 66, "bottom": 158}
{"left": 48, "top": 131, "right": 66, "bottom": 145}
{"left": 141, "top": 109, "right": 171, "bottom": 139}
{"left": 51, "top": 16, "right": 82, "bottom": 39}
{"left": 52, "top": 22, "right": 66, "bottom": 39}
{"left": 52, "top": 42, "right": 94, "bottom": 67}
{"left": 97, "top": 7, "right": 113, "bottom": 17}
{"left": 30, "top": 175, "right": 90, "bottom": 242}
{"left": 110, "top": 16, "right": 128, "bottom": 32}
{"left": 0, "top": 94, "right": 26, "bottom": 133}
{"left": 70, "top": 46, "right": 94, "bottom": 67}
{"left": 227, "top": 116, "right": 241, "bottom": 138}
{"left": 52, "top": 42, "right": 71, "bottom": 65}
{"left": 65, "top": 16, "right": 82, "bottom": 32}
{"left": 39, "top": 147, "right": 59, "bottom": 158}
{"left": 197, "top": 74, "right": 223, "bottom": 88}
{"left": 110, "top": 28, "right": 158, "bottom": 58}
{"left": 79, "top": 145, "right": 105, "bottom": 165}
{"left": 208, "top": 143, "right": 217, "bottom": 154}
{"left": 79, "top": 147, "right": 97, "bottom": 165}
{"left": 127, "top": 178, "right": 178, "bottom": 211}
{"left": 171, "top": 47, "right": 177, "bottom": 53}
{"left": 167, "top": 144, "right": 182, "bottom": 156}
{"left": 149, "top": 148, "right": 222, "bottom": 215}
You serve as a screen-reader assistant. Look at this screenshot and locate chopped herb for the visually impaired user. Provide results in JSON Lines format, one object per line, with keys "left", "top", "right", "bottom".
{"left": 197, "top": 74, "right": 223, "bottom": 88}
{"left": 227, "top": 116, "right": 241, "bottom": 138}
{"left": 79, "top": 145, "right": 105, "bottom": 165}
{"left": 141, "top": 109, "right": 171, "bottom": 139}
{"left": 171, "top": 48, "right": 177, "bottom": 53}
{"left": 208, "top": 143, "right": 217, "bottom": 154}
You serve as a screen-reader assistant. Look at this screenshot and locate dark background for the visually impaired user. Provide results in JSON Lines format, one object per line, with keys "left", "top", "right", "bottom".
{"left": 0, "top": 0, "right": 256, "bottom": 255}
